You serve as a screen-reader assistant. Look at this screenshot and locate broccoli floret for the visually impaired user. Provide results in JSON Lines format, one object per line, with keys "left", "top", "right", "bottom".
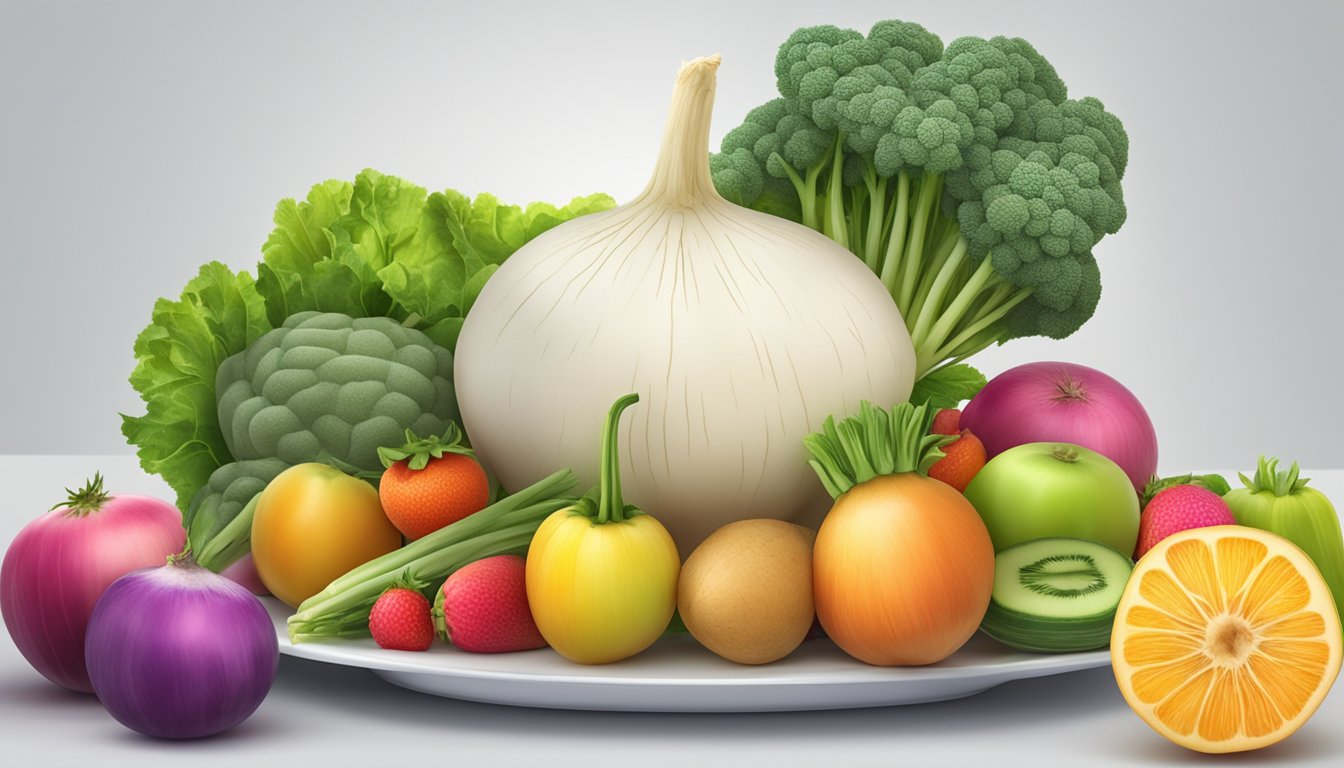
{"left": 710, "top": 18, "right": 1129, "bottom": 378}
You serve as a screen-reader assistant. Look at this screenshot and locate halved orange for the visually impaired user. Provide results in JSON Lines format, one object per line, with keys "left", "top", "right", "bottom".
{"left": 1112, "top": 525, "right": 1341, "bottom": 753}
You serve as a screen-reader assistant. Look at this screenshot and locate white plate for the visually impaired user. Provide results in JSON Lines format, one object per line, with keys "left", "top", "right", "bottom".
{"left": 268, "top": 599, "right": 1111, "bottom": 712}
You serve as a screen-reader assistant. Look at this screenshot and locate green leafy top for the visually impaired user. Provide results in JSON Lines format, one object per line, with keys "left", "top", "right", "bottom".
{"left": 378, "top": 425, "right": 475, "bottom": 471}
{"left": 1141, "top": 472, "right": 1232, "bottom": 510}
{"left": 50, "top": 472, "right": 112, "bottom": 516}
{"left": 1238, "top": 456, "right": 1313, "bottom": 498}
{"left": 908, "top": 362, "right": 986, "bottom": 410}
{"left": 804, "top": 401, "right": 955, "bottom": 499}
{"left": 711, "top": 19, "right": 1128, "bottom": 379}
{"left": 122, "top": 170, "right": 613, "bottom": 509}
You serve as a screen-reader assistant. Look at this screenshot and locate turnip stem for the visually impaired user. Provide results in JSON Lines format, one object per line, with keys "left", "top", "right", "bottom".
{"left": 637, "top": 55, "right": 722, "bottom": 208}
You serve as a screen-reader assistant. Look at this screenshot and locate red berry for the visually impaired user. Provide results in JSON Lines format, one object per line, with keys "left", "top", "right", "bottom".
{"left": 928, "top": 429, "right": 987, "bottom": 492}
{"left": 1135, "top": 485, "right": 1236, "bottom": 559}
{"left": 380, "top": 454, "right": 490, "bottom": 540}
{"left": 931, "top": 408, "right": 961, "bottom": 435}
{"left": 438, "top": 555, "right": 546, "bottom": 654}
{"left": 369, "top": 587, "right": 434, "bottom": 651}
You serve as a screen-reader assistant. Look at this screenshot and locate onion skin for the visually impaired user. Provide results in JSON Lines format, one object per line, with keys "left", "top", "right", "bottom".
{"left": 961, "top": 361, "right": 1157, "bottom": 493}
{"left": 454, "top": 56, "right": 915, "bottom": 556}
{"left": 0, "top": 491, "right": 185, "bottom": 692}
{"left": 85, "top": 560, "right": 278, "bottom": 739}
{"left": 813, "top": 474, "right": 995, "bottom": 665}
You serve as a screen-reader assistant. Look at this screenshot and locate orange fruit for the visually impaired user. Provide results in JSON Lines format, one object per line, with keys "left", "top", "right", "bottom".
{"left": 1111, "top": 525, "right": 1342, "bottom": 753}
{"left": 927, "top": 429, "right": 986, "bottom": 492}
{"left": 380, "top": 453, "right": 490, "bottom": 540}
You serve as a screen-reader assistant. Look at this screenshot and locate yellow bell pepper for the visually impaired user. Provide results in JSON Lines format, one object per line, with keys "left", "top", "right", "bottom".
{"left": 526, "top": 394, "right": 680, "bottom": 664}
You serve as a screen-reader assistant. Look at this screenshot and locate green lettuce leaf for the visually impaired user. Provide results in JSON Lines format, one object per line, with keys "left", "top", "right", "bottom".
{"left": 256, "top": 170, "right": 426, "bottom": 324}
{"left": 123, "top": 169, "right": 613, "bottom": 511}
{"left": 121, "top": 262, "right": 271, "bottom": 509}
{"left": 378, "top": 190, "right": 614, "bottom": 349}
{"left": 908, "top": 363, "right": 987, "bottom": 410}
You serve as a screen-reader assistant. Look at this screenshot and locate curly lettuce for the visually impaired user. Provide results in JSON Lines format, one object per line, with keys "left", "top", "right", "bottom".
{"left": 122, "top": 169, "right": 614, "bottom": 509}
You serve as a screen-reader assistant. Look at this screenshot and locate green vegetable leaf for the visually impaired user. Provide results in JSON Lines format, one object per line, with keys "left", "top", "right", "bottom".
{"left": 804, "top": 401, "right": 955, "bottom": 498}
{"left": 121, "top": 262, "right": 272, "bottom": 509}
{"left": 1140, "top": 473, "right": 1233, "bottom": 510}
{"left": 461, "top": 264, "right": 499, "bottom": 317}
{"left": 124, "top": 169, "right": 611, "bottom": 518}
{"left": 258, "top": 170, "right": 426, "bottom": 324}
{"left": 379, "top": 190, "right": 615, "bottom": 328}
{"left": 255, "top": 179, "right": 354, "bottom": 324}
{"left": 377, "top": 425, "right": 474, "bottom": 471}
{"left": 908, "top": 363, "right": 987, "bottom": 410}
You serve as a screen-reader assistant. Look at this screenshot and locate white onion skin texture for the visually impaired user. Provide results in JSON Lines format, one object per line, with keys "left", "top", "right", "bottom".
{"left": 85, "top": 561, "right": 278, "bottom": 739}
{"left": 0, "top": 492, "right": 185, "bottom": 692}
{"left": 455, "top": 57, "right": 915, "bottom": 554}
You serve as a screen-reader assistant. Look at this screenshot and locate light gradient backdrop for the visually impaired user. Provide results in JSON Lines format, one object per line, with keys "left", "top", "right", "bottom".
{"left": 2, "top": 0, "right": 1340, "bottom": 472}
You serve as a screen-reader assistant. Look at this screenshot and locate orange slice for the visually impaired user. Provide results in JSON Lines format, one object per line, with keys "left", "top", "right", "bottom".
{"left": 1112, "top": 525, "right": 1341, "bottom": 753}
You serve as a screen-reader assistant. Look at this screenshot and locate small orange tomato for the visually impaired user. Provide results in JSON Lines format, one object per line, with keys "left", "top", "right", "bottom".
{"left": 927, "top": 429, "right": 987, "bottom": 492}
{"left": 251, "top": 463, "right": 402, "bottom": 607}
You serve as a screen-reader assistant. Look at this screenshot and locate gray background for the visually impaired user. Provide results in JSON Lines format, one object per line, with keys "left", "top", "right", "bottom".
{"left": 2, "top": 4, "right": 1344, "bottom": 764}
{"left": 1, "top": 0, "right": 1341, "bottom": 472}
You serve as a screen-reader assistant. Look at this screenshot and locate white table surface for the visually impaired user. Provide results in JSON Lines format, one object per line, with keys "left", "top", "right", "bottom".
{"left": 2, "top": 455, "right": 1340, "bottom": 766}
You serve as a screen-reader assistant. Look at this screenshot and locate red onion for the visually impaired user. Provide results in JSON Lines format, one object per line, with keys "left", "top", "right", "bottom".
{"left": 0, "top": 474, "right": 185, "bottom": 692}
{"left": 85, "top": 554, "right": 278, "bottom": 739}
{"left": 961, "top": 361, "right": 1158, "bottom": 492}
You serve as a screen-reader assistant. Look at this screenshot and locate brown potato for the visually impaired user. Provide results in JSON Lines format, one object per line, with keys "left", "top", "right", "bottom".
{"left": 677, "top": 519, "right": 816, "bottom": 664}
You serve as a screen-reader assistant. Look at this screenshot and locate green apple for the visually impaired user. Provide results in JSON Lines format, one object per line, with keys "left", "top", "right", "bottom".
{"left": 963, "top": 442, "right": 1140, "bottom": 554}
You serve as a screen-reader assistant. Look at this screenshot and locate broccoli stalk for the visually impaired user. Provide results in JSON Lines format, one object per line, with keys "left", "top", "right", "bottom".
{"left": 711, "top": 20, "right": 1128, "bottom": 382}
{"left": 792, "top": 154, "right": 1032, "bottom": 375}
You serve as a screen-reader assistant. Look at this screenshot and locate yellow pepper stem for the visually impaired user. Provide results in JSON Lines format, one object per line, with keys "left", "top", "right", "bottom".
{"left": 597, "top": 393, "right": 641, "bottom": 524}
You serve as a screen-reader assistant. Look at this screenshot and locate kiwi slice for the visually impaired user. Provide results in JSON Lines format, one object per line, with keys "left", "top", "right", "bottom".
{"left": 979, "top": 537, "right": 1134, "bottom": 653}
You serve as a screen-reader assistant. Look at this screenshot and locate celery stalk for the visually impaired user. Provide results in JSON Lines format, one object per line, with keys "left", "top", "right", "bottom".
{"left": 287, "top": 469, "right": 578, "bottom": 642}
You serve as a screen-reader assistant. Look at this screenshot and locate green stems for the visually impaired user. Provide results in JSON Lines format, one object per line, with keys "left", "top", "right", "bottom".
{"left": 767, "top": 150, "right": 1044, "bottom": 379}
{"left": 194, "top": 492, "right": 260, "bottom": 572}
{"left": 803, "top": 401, "right": 955, "bottom": 499}
{"left": 822, "top": 137, "right": 849, "bottom": 248}
{"left": 897, "top": 175, "right": 942, "bottom": 312}
{"left": 287, "top": 469, "right": 578, "bottom": 642}
{"left": 862, "top": 173, "right": 887, "bottom": 271}
{"left": 908, "top": 235, "right": 967, "bottom": 343}
{"left": 878, "top": 171, "right": 910, "bottom": 294}
{"left": 597, "top": 394, "right": 640, "bottom": 524}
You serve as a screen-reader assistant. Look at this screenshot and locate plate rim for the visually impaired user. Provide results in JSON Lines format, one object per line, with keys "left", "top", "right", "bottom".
{"left": 269, "top": 598, "right": 1113, "bottom": 687}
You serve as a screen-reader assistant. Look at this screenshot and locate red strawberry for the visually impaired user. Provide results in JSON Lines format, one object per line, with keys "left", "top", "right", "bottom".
{"left": 1135, "top": 485, "right": 1236, "bottom": 559}
{"left": 369, "top": 587, "right": 434, "bottom": 651}
{"left": 434, "top": 555, "right": 546, "bottom": 653}
{"left": 931, "top": 408, "right": 961, "bottom": 436}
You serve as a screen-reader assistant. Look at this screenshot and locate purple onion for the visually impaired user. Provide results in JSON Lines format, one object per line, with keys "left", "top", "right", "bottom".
{"left": 85, "top": 554, "right": 278, "bottom": 739}
{"left": 0, "top": 475, "right": 185, "bottom": 693}
{"left": 961, "top": 361, "right": 1158, "bottom": 493}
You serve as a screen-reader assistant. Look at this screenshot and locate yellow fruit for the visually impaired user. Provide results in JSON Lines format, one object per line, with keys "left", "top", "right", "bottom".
{"left": 251, "top": 463, "right": 402, "bottom": 608}
{"left": 1111, "top": 525, "right": 1342, "bottom": 753}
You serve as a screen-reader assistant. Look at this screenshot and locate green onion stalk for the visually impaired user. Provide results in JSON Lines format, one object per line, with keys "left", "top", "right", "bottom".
{"left": 287, "top": 469, "right": 578, "bottom": 643}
